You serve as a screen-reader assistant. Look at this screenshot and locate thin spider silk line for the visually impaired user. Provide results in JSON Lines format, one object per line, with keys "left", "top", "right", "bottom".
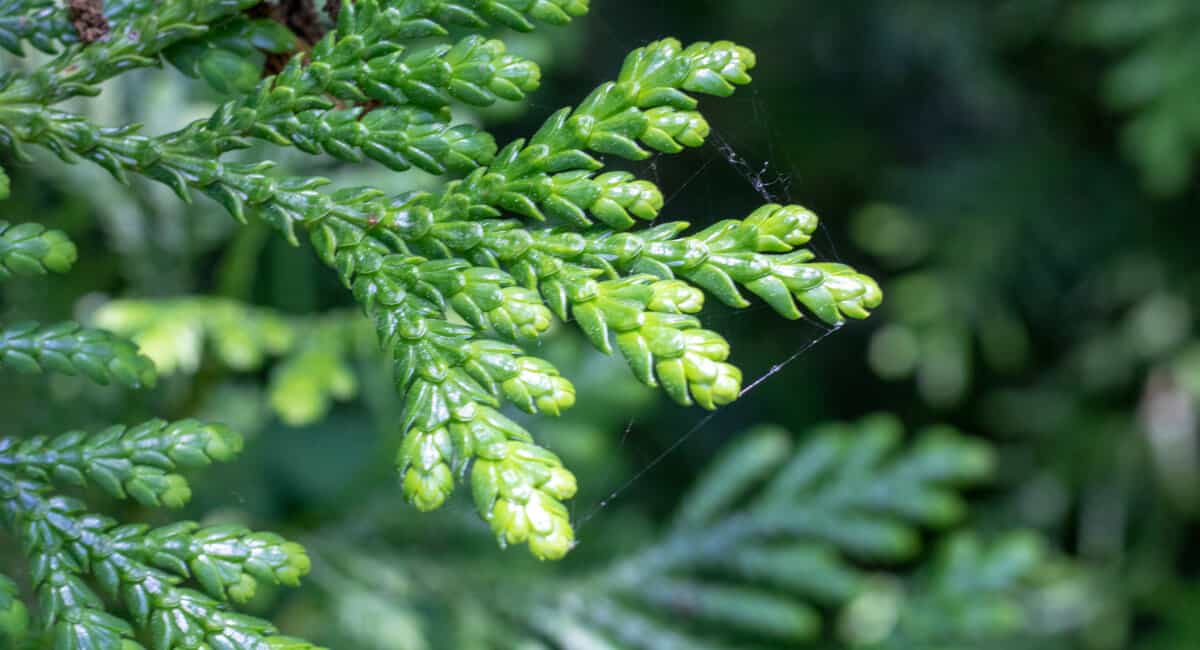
{"left": 709, "top": 129, "right": 793, "bottom": 205}
{"left": 570, "top": 416, "right": 637, "bottom": 525}
{"left": 709, "top": 126, "right": 846, "bottom": 265}
{"left": 572, "top": 103, "right": 849, "bottom": 537}
{"left": 663, "top": 153, "right": 719, "bottom": 208}
{"left": 572, "top": 324, "right": 844, "bottom": 533}
{"left": 739, "top": 322, "right": 842, "bottom": 395}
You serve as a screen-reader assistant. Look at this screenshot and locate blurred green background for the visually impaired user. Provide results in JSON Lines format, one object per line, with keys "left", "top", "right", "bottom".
{"left": 6, "top": 0, "right": 1200, "bottom": 648}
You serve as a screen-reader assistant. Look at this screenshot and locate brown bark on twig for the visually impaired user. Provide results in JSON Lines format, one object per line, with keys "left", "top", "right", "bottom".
{"left": 247, "top": 0, "right": 326, "bottom": 45}
{"left": 325, "top": 0, "right": 343, "bottom": 22}
{"left": 68, "top": 0, "right": 109, "bottom": 43}
{"left": 246, "top": 0, "right": 328, "bottom": 77}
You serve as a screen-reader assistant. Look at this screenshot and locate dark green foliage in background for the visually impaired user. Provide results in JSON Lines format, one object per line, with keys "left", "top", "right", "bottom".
{"left": 0, "top": 0, "right": 1198, "bottom": 648}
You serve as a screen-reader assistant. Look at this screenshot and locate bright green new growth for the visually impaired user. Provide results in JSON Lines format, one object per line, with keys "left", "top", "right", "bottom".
{"left": 0, "top": 219, "right": 76, "bottom": 279}
{"left": 93, "top": 297, "right": 368, "bottom": 425}
{"left": 0, "top": 0, "right": 881, "bottom": 563}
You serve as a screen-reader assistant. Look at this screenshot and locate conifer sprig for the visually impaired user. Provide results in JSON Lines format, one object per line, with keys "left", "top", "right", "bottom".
{"left": 0, "top": 220, "right": 77, "bottom": 279}
{"left": 0, "top": 419, "right": 242, "bottom": 508}
{"left": 0, "top": 420, "right": 317, "bottom": 650}
{"left": 94, "top": 297, "right": 368, "bottom": 425}
{"left": 0, "top": 321, "right": 157, "bottom": 389}
{"left": 0, "top": 0, "right": 259, "bottom": 105}
{"left": 0, "top": 0, "right": 152, "bottom": 55}
{"left": 313, "top": 417, "right": 1067, "bottom": 649}
{"left": 0, "top": 3, "right": 880, "bottom": 560}
{"left": 170, "top": 2, "right": 546, "bottom": 173}
{"left": 93, "top": 297, "right": 298, "bottom": 374}
{"left": 0, "top": 0, "right": 76, "bottom": 54}
{"left": 409, "top": 38, "right": 756, "bottom": 229}
{"left": 522, "top": 417, "right": 996, "bottom": 647}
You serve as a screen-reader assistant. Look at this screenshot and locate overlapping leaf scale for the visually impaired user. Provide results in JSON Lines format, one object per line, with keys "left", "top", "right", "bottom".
{"left": 0, "top": 420, "right": 318, "bottom": 649}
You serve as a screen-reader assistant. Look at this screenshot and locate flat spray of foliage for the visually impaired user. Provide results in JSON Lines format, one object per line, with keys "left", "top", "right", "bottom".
{"left": 309, "top": 415, "right": 1086, "bottom": 648}
{"left": 0, "top": 1, "right": 889, "bottom": 648}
